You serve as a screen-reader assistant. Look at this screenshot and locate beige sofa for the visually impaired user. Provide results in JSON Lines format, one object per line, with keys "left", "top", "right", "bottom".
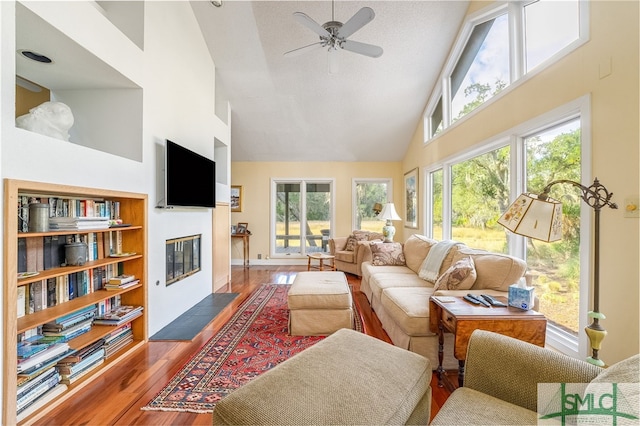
{"left": 360, "top": 234, "right": 528, "bottom": 369}
{"left": 329, "top": 230, "right": 384, "bottom": 276}
{"left": 432, "top": 329, "right": 639, "bottom": 425}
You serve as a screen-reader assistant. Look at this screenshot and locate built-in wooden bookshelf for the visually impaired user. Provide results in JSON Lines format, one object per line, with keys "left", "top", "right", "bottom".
{"left": 3, "top": 179, "right": 148, "bottom": 425}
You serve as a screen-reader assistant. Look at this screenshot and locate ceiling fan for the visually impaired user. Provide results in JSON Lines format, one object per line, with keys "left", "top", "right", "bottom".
{"left": 284, "top": 2, "right": 383, "bottom": 74}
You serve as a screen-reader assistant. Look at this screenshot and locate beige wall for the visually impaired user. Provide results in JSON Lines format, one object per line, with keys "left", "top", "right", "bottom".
{"left": 402, "top": 1, "right": 639, "bottom": 364}
{"left": 230, "top": 161, "right": 402, "bottom": 261}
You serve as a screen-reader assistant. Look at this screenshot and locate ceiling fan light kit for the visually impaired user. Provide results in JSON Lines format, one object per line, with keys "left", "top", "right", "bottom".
{"left": 285, "top": 3, "right": 383, "bottom": 73}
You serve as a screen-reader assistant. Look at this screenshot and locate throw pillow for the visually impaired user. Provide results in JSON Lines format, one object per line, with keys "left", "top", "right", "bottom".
{"left": 352, "top": 230, "right": 371, "bottom": 241}
{"left": 370, "top": 242, "right": 406, "bottom": 266}
{"left": 433, "top": 256, "right": 477, "bottom": 291}
{"left": 344, "top": 235, "right": 358, "bottom": 251}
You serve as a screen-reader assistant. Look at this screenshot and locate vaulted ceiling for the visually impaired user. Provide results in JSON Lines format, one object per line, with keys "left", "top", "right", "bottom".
{"left": 191, "top": 1, "right": 469, "bottom": 162}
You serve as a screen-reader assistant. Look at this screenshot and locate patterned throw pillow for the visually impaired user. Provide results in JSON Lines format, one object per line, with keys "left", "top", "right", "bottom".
{"left": 433, "top": 256, "right": 477, "bottom": 291}
{"left": 370, "top": 242, "right": 406, "bottom": 266}
{"left": 344, "top": 235, "right": 358, "bottom": 251}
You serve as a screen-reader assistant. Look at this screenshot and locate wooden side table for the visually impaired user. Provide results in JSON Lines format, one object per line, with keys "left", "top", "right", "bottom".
{"left": 231, "top": 233, "right": 250, "bottom": 268}
{"left": 307, "top": 253, "right": 336, "bottom": 271}
{"left": 429, "top": 295, "right": 546, "bottom": 389}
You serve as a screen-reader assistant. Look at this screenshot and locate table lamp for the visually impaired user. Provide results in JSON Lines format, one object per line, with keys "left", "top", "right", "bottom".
{"left": 379, "top": 202, "right": 401, "bottom": 242}
{"left": 498, "top": 178, "right": 617, "bottom": 366}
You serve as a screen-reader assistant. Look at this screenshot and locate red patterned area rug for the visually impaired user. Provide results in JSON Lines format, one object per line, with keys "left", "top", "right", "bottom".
{"left": 142, "top": 283, "right": 362, "bottom": 413}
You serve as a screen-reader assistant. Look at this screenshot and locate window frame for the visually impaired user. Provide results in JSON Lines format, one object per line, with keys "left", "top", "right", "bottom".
{"left": 351, "top": 178, "right": 393, "bottom": 231}
{"left": 423, "top": 0, "right": 589, "bottom": 144}
{"left": 270, "top": 178, "right": 335, "bottom": 259}
{"left": 423, "top": 95, "right": 592, "bottom": 358}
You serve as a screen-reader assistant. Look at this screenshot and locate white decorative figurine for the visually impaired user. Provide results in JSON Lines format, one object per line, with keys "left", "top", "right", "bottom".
{"left": 16, "top": 101, "right": 74, "bottom": 141}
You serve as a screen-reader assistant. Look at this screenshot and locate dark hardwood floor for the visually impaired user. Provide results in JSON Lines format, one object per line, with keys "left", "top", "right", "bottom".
{"left": 35, "top": 266, "right": 452, "bottom": 425}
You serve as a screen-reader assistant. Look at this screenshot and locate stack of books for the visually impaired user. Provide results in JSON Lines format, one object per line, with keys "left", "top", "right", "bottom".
{"left": 49, "top": 217, "right": 110, "bottom": 230}
{"left": 57, "top": 342, "right": 106, "bottom": 385}
{"left": 42, "top": 306, "right": 96, "bottom": 341}
{"left": 17, "top": 342, "right": 72, "bottom": 375}
{"left": 105, "top": 274, "right": 139, "bottom": 291}
{"left": 93, "top": 305, "right": 143, "bottom": 326}
{"left": 102, "top": 324, "right": 134, "bottom": 358}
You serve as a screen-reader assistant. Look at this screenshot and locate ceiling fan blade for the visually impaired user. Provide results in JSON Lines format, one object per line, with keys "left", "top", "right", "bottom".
{"left": 293, "top": 12, "right": 330, "bottom": 38}
{"left": 341, "top": 40, "right": 383, "bottom": 58}
{"left": 284, "top": 42, "right": 324, "bottom": 57}
{"left": 336, "top": 7, "right": 375, "bottom": 39}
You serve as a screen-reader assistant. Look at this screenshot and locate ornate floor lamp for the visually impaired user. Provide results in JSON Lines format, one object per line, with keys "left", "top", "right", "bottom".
{"left": 498, "top": 178, "right": 617, "bottom": 366}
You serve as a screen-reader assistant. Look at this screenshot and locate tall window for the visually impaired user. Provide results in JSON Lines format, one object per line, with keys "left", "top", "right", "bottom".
{"left": 524, "top": 119, "right": 582, "bottom": 334}
{"left": 429, "top": 169, "right": 443, "bottom": 240}
{"left": 424, "top": 98, "right": 589, "bottom": 357}
{"left": 353, "top": 180, "right": 391, "bottom": 232}
{"left": 424, "top": 0, "right": 585, "bottom": 142}
{"left": 273, "top": 180, "right": 333, "bottom": 256}
{"left": 450, "top": 146, "right": 510, "bottom": 252}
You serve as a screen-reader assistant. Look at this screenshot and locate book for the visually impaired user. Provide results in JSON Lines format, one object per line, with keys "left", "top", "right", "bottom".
{"left": 57, "top": 338, "right": 105, "bottom": 364}
{"left": 93, "top": 305, "right": 143, "bottom": 326}
{"left": 16, "top": 383, "right": 67, "bottom": 422}
{"left": 108, "top": 274, "right": 136, "bottom": 285}
{"left": 17, "top": 285, "right": 26, "bottom": 318}
{"left": 46, "top": 278, "right": 57, "bottom": 308}
{"left": 43, "top": 319, "right": 92, "bottom": 339}
{"left": 17, "top": 343, "right": 70, "bottom": 373}
{"left": 57, "top": 348, "right": 105, "bottom": 376}
{"left": 18, "top": 238, "right": 27, "bottom": 272}
{"left": 105, "top": 279, "right": 140, "bottom": 291}
{"left": 17, "top": 370, "right": 61, "bottom": 412}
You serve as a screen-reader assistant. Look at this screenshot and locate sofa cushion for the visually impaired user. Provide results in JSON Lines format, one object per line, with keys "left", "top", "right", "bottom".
{"left": 453, "top": 249, "right": 527, "bottom": 292}
{"left": 403, "top": 234, "right": 439, "bottom": 273}
{"left": 434, "top": 256, "right": 477, "bottom": 291}
{"left": 381, "top": 287, "right": 436, "bottom": 337}
{"left": 368, "top": 272, "right": 431, "bottom": 310}
{"left": 370, "top": 242, "right": 406, "bottom": 266}
{"left": 344, "top": 236, "right": 358, "bottom": 251}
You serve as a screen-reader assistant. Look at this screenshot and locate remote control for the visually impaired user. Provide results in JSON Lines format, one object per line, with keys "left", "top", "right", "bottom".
{"left": 463, "top": 295, "right": 482, "bottom": 305}
{"left": 467, "top": 293, "right": 491, "bottom": 307}
{"left": 481, "top": 294, "right": 507, "bottom": 307}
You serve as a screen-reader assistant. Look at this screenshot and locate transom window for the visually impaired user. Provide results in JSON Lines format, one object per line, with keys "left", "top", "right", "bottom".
{"left": 425, "top": 0, "right": 586, "bottom": 142}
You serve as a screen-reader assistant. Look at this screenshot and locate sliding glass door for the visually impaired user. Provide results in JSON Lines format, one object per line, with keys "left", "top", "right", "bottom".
{"left": 273, "top": 179, "right": 333, "bottom": 257}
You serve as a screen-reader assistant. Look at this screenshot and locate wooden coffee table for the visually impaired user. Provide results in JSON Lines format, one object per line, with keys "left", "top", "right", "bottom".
{"left": 307, "top": 252, "right": 336, "bottom": 271}
{"left": 429, "top": 295, "right": 546, "bottom": 389}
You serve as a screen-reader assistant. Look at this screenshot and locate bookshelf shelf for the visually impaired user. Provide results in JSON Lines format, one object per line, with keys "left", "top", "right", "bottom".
{"left": 4, "top": 179, "right": 148, "bottom": 425}
{"left": 17, "top": 255, "right": 143, "bottom": 287}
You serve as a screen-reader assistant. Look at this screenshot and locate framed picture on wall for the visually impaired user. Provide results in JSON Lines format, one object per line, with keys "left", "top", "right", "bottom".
{"left": 404, "top": 168, "right": 418, "bottom": 229}
{"left": 231, "top": 185, "right": 242, "bottom": 212}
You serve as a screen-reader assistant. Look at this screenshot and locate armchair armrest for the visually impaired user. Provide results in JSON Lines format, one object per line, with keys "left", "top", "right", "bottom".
{"left": 329, "top": 237, "right": 348, "bottom": 255}
{"left": 354, "top": 240, "right": 374, "bottom": 265}
{"left": 463, "top": 330, "right": 602, "bottom": 412}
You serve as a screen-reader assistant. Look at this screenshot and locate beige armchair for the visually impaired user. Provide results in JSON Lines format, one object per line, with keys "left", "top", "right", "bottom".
{"left": 329, "top": 230, "right": 384, "bottom": 276}
{"left": 431, "top": 330, "right": 639, "bottom": 425}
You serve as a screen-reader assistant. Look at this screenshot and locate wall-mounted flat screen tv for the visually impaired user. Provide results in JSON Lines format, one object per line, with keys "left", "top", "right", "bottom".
{"left": 165, "top": 139, "right": 215, "bottom": 208}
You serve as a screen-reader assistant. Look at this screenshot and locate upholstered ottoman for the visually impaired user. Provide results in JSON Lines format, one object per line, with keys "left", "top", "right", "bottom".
{"left": 287, "top": 271, "right": 353, "bottom": 336}
{"left": 212, "top": 328, "right": 432, "bottom": 425}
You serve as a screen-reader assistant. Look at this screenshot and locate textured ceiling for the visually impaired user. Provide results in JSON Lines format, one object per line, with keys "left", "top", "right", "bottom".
{"left": 191, "top": 1, "right": 469, "bottom": 162}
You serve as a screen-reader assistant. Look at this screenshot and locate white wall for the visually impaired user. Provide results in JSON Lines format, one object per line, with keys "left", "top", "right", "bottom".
{"left": 0, "top": 0, "right": 229, "bottom": 361}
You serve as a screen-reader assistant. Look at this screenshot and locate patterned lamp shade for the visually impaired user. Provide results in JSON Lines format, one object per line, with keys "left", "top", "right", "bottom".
{"left": 498, "top": 193, "right": 563, "bottom": 242}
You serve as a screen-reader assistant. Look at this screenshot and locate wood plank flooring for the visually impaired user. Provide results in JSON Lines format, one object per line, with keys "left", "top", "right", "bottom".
{"left": 34, "top": 266, "right": 452, "bottom": 425}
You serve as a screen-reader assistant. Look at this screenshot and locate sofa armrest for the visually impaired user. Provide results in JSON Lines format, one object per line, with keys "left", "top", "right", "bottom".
{"left": 463, "top": 330, "right": 602, "bottom": 412}
{"left": 329, "top": 237, "right": 348, "bottom": 255}
{"left": 354, "top": 240, "right": 373, "bottom": 265}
